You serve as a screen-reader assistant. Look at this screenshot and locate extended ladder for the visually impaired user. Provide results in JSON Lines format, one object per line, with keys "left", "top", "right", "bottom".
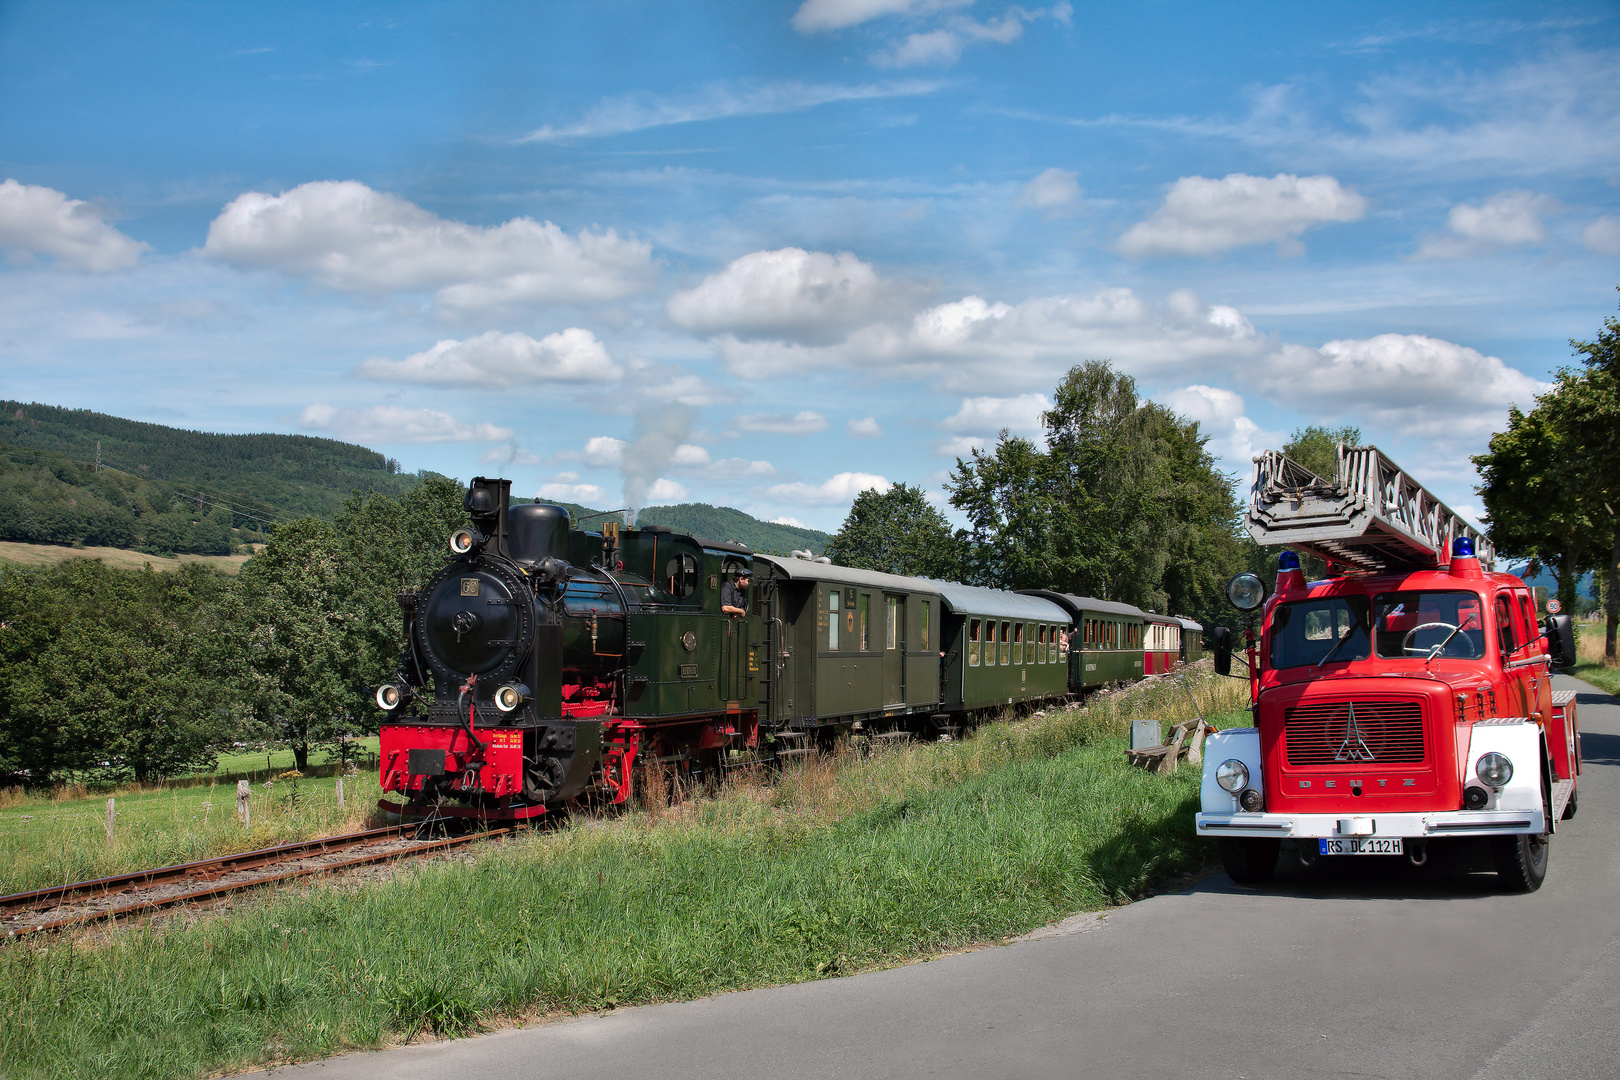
{"left": 1247, "top": 444, "right": 1494, "bottom": 572}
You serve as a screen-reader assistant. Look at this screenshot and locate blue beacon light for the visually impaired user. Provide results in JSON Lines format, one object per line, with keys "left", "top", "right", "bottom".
{"left": 1277, "top": 551, "right": 1301, "bottom": 573}
{"left": 1452, "top": 536, "right": 1475, "bottom": 559}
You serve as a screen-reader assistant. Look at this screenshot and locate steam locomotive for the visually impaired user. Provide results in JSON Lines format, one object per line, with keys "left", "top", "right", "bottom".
{"left": 374, "top": 477, "right": 1203, "bottom": 820}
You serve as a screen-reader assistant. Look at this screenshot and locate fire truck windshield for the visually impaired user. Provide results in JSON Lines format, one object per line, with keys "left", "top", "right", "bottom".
{"left": 1372, "top": 590, "right": 1485, "bottom": 659}
{"left": 1268, "top": 596, "right": 1371, "bottom": 668}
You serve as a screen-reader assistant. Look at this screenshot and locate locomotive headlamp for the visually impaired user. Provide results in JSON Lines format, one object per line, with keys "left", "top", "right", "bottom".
{"left": 1476, "top": 752, "right": 1513, "bottom": 788}
{"left": 1215, "top": 759, "right": 1250, "bottom": 793}
{"left": 494, "top": 682, "right": 531, "bottom": 713}
{"left": 1226, "top": 572, "right": 1267, "bottom": 612}
{"left": 449, "top": 528, "right": 477, "bottom": 555}
{"left": 375, "top": 683, "right": 404, "bottom": 711}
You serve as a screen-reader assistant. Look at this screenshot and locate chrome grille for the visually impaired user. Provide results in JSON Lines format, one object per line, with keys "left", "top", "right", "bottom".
{"left": 1284, "top": 700, "right": 1425, "bottom": 765}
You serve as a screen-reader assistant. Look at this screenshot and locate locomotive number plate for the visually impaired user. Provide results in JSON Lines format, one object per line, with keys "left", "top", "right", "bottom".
{"left": 1319, "top": 837, "right": 1402, "bottom": 855}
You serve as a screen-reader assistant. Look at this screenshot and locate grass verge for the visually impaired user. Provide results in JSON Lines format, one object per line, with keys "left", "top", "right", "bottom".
{"left": 0, "top": 771, "right": 383, "bottom": 896}
{"left": 0, "top": 669, "right": 1250, "bottom": 1080}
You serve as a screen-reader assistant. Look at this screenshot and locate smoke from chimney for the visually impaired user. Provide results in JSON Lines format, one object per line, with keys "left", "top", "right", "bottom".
{"left": 620, "top": 404, "right": 692, "bottom": 525}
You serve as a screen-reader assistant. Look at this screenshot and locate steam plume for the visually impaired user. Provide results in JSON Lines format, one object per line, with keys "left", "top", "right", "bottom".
{"left": 620, "top": 404, "right": 692, "bottom": 524}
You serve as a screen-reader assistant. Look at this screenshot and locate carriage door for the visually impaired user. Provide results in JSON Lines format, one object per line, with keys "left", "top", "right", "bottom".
{"left": 884, "top": 594, "right": 905, "bottom": 706}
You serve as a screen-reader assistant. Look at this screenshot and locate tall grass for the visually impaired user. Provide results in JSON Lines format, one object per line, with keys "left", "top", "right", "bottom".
{"left": 1571, "top": 618, "right": 1620, "bottom": 696}
{"left": 0, "top": 666, "right": 1250, "bottom": 1080}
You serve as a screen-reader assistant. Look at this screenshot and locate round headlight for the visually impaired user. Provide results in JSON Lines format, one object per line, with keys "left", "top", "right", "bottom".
{"left": 1226, "top": 572, "right": 1267, "bottom": 611}
{"left": 1476, "top": 752, "right": 1513, "bottom": 788}
{"left": 375, "top": 683, "right": 403, "bottom": 711}
{"left": 449, "top": 528, "right": 476, "bottom": 555}
{"left": 1215, "top": 758, "right": 1250, "bottom": 793}
{"left": 494, "top": 683, "right": 528, "bottom": 713}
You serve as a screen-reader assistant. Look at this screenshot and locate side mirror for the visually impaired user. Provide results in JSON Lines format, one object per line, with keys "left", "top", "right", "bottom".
{"left": 1542, "top": 614, "right": 1576, "bottom": 667}
{"left": 1212, "top": 626, "right": 1234, "bottom": 677}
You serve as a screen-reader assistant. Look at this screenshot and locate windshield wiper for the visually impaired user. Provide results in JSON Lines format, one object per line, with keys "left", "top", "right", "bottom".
{"left": 1317, "top": 625, "right": 1358, "bottom": 667}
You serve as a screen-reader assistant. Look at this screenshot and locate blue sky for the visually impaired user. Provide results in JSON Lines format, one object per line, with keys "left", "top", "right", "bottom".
{"left": 2, "top": 1, "right": 1617, "bottom": 531}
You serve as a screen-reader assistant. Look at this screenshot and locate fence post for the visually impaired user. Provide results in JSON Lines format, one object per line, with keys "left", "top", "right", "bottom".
{"left": 105, "top": 798, "right": 115, "bottom": 841}
{"left": 237, "top": 779, "right": 251, "bottom": 827}
{"left": 335, "top": 776, "right": 345, "bottom": 811}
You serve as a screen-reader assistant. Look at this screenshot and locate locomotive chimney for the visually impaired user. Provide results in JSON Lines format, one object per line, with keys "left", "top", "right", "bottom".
{"left": 465, "top": 477, "right": 513, "bottom": 559}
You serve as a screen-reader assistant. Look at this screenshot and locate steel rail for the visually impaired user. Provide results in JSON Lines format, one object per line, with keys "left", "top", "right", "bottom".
{"left": 2, "top": 824, "right": 515, "bottom": 938}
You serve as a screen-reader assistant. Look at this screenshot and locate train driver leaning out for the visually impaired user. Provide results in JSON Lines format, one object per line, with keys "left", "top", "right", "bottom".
{"left": 721, "top": 570, "right": 751, "bottom": 618}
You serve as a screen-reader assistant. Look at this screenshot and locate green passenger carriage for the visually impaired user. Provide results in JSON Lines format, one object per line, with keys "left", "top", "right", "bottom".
{"left": 928, "top": 580, "right": 1072, "bottom": 723}
{"left": 1019, "top": 591, "right": 1147, "bottom": 690}
{"left": 750, "top": 555, "right": 945, "bottom": 742}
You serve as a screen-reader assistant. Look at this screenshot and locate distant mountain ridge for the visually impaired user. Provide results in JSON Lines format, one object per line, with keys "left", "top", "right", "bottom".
{"left": 0, "top": 402, "right": 827, "bottom": 557}
{"left": 0, "top": 401, "right": 414, "bottom": 523}
{"left": 541, "top": 500, "right": 827, "bottom": 555}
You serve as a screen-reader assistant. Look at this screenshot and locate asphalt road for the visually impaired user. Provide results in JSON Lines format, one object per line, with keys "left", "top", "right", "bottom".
{"left": 261, "top": 673, "right": 1620, "bottom": 1080}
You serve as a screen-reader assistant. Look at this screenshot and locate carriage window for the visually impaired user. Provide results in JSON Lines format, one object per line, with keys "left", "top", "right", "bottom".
{"left": 858, "top": 594, "right": 870, "bottom": 651}
{"left": 920, "top": 601, "right": 930, "bottom": 650}
{"left": 1050, "top": 625, "right": 1060, "bottom": 662}
{"left": 1037, "top": 625, "right": 1046, "bottom": 664}
{"left": 664, "top": 553, "right": 699, "bottom": 598}
{"left": 886, "top": 597, "right": 898, "bottom": 650}
{"left": 999, "top": 621, "right": 1010, "bottom": 665}
{"left": 969, "top": 618, "right": 981, "bottom": 666}
{"left": 827, "top": 589, "right": 840, "bottom": 651}
{"left": 1495, "top": 594, "right": 1517, "bottom": 656}
{"left": 1025, "top": 623, "right": 1035, "bottom": 664}
{"left": 1013, "top": 622, "right": 1024, "bottom": 664}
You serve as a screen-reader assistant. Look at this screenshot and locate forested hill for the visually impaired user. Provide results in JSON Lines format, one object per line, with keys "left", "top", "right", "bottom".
{"left": 541, "top": 500, "right": 827, "bottom": 555}
{"left": 0, "top": 402, "right": 418, "bottom": 554}
{"left": 1, "top": 401, "right": 416, "bottom": 519}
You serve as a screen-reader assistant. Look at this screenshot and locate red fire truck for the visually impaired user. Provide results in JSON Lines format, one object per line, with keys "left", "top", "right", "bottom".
{"left": 1198, "top": 446, "right": 1580, "bottom": 892}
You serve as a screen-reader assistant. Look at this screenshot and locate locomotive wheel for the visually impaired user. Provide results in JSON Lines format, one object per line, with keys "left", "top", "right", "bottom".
{"left": 1490, "top": 831, "right": 1549, "bottom": 893}
{"left": 1217, "top": 838, "right": 1280, "bottom": 885}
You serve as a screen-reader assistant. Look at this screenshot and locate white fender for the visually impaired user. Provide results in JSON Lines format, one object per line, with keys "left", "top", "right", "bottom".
{"left": 1201, "top": 727, "right": 1262, "bottom": 815}
{"left": 1463, "top": 719, "right": 1548, "bottom": 830}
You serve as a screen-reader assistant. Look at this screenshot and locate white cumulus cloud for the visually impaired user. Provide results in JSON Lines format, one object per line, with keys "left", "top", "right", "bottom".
{"left": 1118, "top": 173, "right": 1367, "bottom": 258}
{"left": 0, "top": 179, "right": 148, "bottom": 271}
{"left": 1259, "top": 334, "right": 1546, "bottom": 437}
{"left": 203, "top": 180, "right": 655, "bottom": 311}
{"left": 847, "top": 416, "right": 884, "bottom": 438}
{"left": 1159, "top": 385, "right": 1280, "bottom": 465}
{"left": 646, "top": 478, "right": 688, "bottom": 502}
{"left": 792, "top": 0, "right": 972, "bottom": 33}
{"left": 1581, "top": 215, "right": 1620, "bottom": 256}
{"left": 771, "top": 515, "right": 810, "bottom": 528}
{"left": 537, "top": 481, "right": 609, "bottom": 504}
{"left": 715, "top": 286, "right": 1263, "bottom": 393}
{"left": 943, "top": 394, "right": 1050, "bottom": 437}
{"left": 734, "top": 410, "right": 829, "bottom": 435}
{"left": 355, "top": 328, "right": 621, "bottom": 387}
{"left": 1017, "top": 167, "right": 1082, "bottom": 212}
{"left": 667, "top": 248, "right": 909, "bottom": 344}
{"left": 1414, "top": 190, "right": 1558, "bottom": 259}
{"left": 768, "top": 471, "right": 892, "bottom": 505}
{"left": 295, "top": 403, "right": 513, "bottom": 444}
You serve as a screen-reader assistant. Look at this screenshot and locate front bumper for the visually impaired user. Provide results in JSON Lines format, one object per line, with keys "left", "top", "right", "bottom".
{"left": 1196, "top": 806, "right": 1546, "bottom": 840}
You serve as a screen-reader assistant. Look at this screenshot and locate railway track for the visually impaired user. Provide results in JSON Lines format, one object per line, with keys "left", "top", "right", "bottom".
{"left": 1, "top": 822, "right": 515, "bottom": 938}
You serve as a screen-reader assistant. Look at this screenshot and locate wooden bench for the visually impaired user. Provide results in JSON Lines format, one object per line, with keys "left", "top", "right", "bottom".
{"left": 1126, "top": 719, "right": 1216, "bottom": 775}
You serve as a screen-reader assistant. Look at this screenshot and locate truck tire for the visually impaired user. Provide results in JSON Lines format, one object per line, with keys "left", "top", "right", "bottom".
{"left": 1218, "top": 838, "right": 1280, "bottom": 885}
{"left": 1490, "top": 832, "right": 1548, "bottom": 892}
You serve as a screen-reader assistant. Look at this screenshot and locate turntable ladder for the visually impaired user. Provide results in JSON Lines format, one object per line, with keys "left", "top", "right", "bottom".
{"left": 1246, "top": 444, "right": 1494, "bottom": 573}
